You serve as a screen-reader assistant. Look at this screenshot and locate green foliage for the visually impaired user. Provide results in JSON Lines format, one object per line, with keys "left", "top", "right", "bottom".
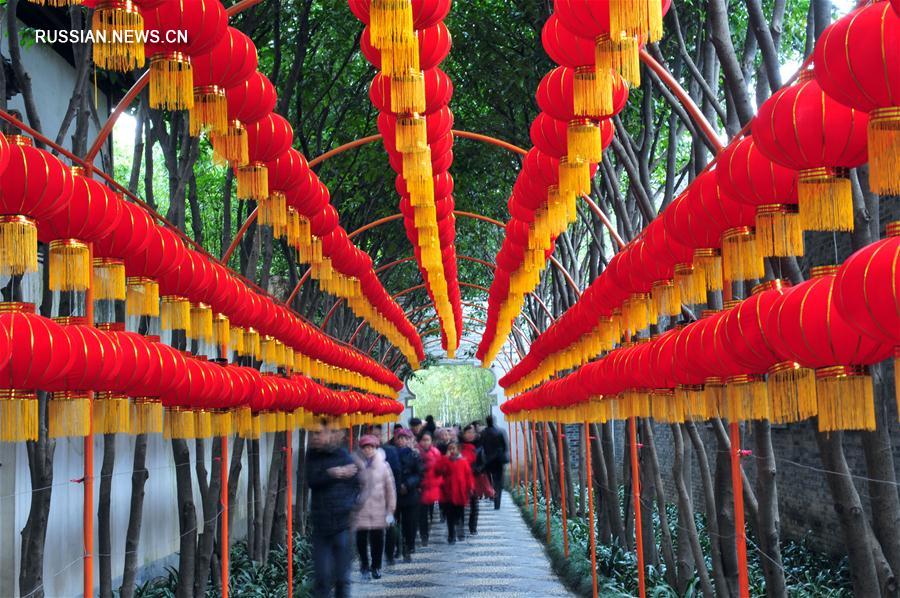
{"left": 406, "top": 364, "right": 496, "bottom": 424}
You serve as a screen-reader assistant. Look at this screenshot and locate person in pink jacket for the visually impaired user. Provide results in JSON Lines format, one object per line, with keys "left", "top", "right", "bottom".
{"left": 417, "top": 432, "right": 442, "bottom": 546}
{"left": 352, "top": 435, "right": 396, "bottom": 580}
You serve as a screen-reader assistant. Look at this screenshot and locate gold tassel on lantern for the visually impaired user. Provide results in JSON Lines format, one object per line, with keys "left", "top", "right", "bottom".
{"left": 126, "top": 277, "right": 160, "bottom": 318}
{"left": 797, "top": 167, "right": 853, "bottom": 232}
{"left": 190, "top": 86, "right": 228, "bottom": 137}
{"left": 721, "top": 227, "right": 765, "bottom": 282}
{"left": 131, "top": 398, "right": 163, "bottom": 434}
{"left": 93, "top": 393, "right": 131, "bottom": 435}
{"left": 161, "top": 296, "right": 191, "bottom": 334}
{"left": 244, "top": 328, "right": 261, "bottom": 361}
{"left": 194, "top": 410, "right": 212, "bottom": 438}
{"left": 259, "top": 191, "right": 288, "bottom": 238}
{"left": 381, "top": 44, "right": 419, "bottom": 77}
{"left": 816, "top": 366, "right": 875, "bottom": 432}
{"left": 93, "top": 258, "right": 126, "bottom": 301}
{"left": 24, "top": 0, "right": 78, "bottom": 7}
{"left": 370, "top": 0, "right": 415, "bottom": 50}
{"left": 703, "top": 378, "right": 726, "bottom": 420}
{"left": 756, "top": 204, "right": 804, "bottom": 257}
{"left": 211, "top": 410, "right": 233, "bottom": 437}
{"left": 595, "top": 32, "right": 641, "bottom": 89}
{"left": 402, "top": 149, "right": 433, "bottom": 194}
{"left": 674, "top": 263, "right": 706, "bottom": 304}
{"left": 149, "top": 53, "right": 194, "bottom": 111}
{"left": 49, "top": 392, "right": 92, "bottom": 438}
{"left": 677, "top": 385, "right": 708, "bottom": 420}
{"left": 48, "top": 239, "right": 90, "bottom": 292}
{"left": 609, "top": 0, "right": 662, "bottom": 43}
{"left": 0, "top": 215, "right": 38, "bottom": 277}
{"left": 211, "top": 120, "right": 249, "bottom": 166}
{"left": 573, "top": 67, "right": 606, "bottom": 118}
{"left": 390, "top": 71, "right": 426, "bottom": 114}
{"left": 236, "top": 162, "right": 268, "bottom": 202}
{"left": 867, "top": 107, "right": 900, "bottom": 196}
{"left": 0, "top": 390, "right": 37, "bottom": 442}
{"left": 767, "top": 361, "right": 817, "bottom": 424}
{"left": 652, "top": 279, "right": 681, "bottom": 318}
{"left": 92, "top": 0, "right": 144, "bottom": 72}
{"left": 567, "top": 119, "right": 604, "bottom": 164}
{"left": 723, "top": 375, "right": 769, "bottom": 422}
{"left": 622, "top": 293, "right": 653, "bottom": 332}
{"left": 397, "top": 116, "right": 428, "bottom": 153}
{"left": 692, "top": 248, "right": 723, "bottom": 291}
{"left": 213, "top": 314, "right": 230, "bottom": 359}
{"left": 164, "top": 407, "right": 196, "bottom": 439}
{"left": 189, "top": 303, "right": 213, "bottom": 343}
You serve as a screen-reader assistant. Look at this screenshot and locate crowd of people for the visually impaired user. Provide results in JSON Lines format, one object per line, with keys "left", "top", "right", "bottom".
{"left": 305, "top": 414, "right": 509, "bottom": 597}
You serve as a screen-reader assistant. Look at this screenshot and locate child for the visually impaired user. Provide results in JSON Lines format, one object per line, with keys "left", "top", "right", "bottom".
{"left": 437, "top": 440, "right": 474, "bottom": 544}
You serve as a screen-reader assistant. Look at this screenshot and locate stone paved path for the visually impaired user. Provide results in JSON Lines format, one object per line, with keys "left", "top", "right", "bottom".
{"left": 351, "top": 496, "right": 574, "bottom": 597}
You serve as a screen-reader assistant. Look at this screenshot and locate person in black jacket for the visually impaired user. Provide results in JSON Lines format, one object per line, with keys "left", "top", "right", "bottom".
{"left": 480, "top": 415, "right": 509, "bottom": 509}
{"left": 394, "top": 428, "right": 424, "bottom": 562}
{"left": 306, "top": 420, "right": 360, "bottom": 597}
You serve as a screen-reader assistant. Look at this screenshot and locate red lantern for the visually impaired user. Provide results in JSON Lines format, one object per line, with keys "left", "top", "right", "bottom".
{"left": 370, "top": 68, "right": 453, "bottom": 116}
{"left": 361, "top": 21, "right": 451, "bottom": 76}
{"left": 348, "top": 0, "right": 450, "bottom": 31}
{"left": 716, "top": 136, "right": 801, "bottom": 257}
{"left": 213, "top": 72, "right": 277, "bottom": 166}
{"left": 767, "top": 268, "right": 893, "bottom": 431}
{"left": 752, "top": 72, "right": 868, "bottom": 232}
{"left": 238, "top": 113, "right": 294, "bottom": 202}
{"left": 814, "top": 3, "right": 900, "bottom": 195}
{"left": 190, "top": 27, "right": 259, "bottom": 136}
{"left": 142, "top": 0, "right": 227, "bottom": 110}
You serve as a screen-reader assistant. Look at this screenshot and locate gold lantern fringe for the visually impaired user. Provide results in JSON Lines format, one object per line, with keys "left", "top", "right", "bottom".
{"left": 149, "top": 53, "right": 194, "bottom": 111}
{"left": 190, "top": 303, "right": 213, "bottom": 342}
{"left": 236, "top": 162, "right": 268, "bottom": 202}
{"left": 190, "top": 86, "right": 228, "bottom": 137}
{"left": 0, "top": 390, "right": 37, "bottom": 442}
{"left": 126, "top": 277, "right": 160, "bottom": 318}
{"left": 245, "top": 328, "right": 262, "bottom": 360}
{"left": 0, "top": 215, "right": 38, "bottom": 277}
{"left": 767, "top": 361, "right": 817, "bottom": 424}
{"left": 48, "top": 239, "right": 90, "bottom": 292}
{"left": 235, "top": 407, "right": 252, "bottom": 437}
{"left": 211, "top": 411, "right": 233, "bottom": 437}
{"left": 677, "top": 385, "right": 711, "bottom": 420}
{"left": 211, "top": 121, "right": 249, "bottom": 166}
{"left": 797, "top": 167, "right": 853, "bottom": 232}
{"left": 756, "top": 204, "right": 804, "bottom": 257}
{"left": 402, "top": 149, "right": 433, "bottom": 192}
{"left": 93, "top": 393, "right": 131, "bottom": 435}
{"left": 49, "top": 392, "right": 91, "bottom": 438}
{"left": 693, "top": 248, "right": 722, "bottom": 291}
{"left": 867, "top": 107, "right": 900, "bottom": 196}
{"left": 816, "top": 366, "right": 875, "bottom": 432}
{"left": 609, "top": 0, "right": 662, "bottom": 42}
{"left": 559, "top": 158, "right": 589, "bottom": 211}
{"left": 131, "top": 399, "right": 163, "bottom": 435}
{"left": 622, "top": 293, "right": 653, "bottom": 332}
{"left": 674, "top": 262, "right": 706, "bottom": 304}
{"left": 396, "top": 116, "right": 428, "bottom": 153}
{"left": 26, "top": 0, "right": 79, "bottom": 7}
{"left": 164, "top": 407, "right": 196, "bottom": 439}
{"left": 596, "top": 32, "right": 641, "bottom": 89}
{"left": 161, "top": 296, "right": 191, "bottom": 333}
{"left": 194, "top": 410, "right": 212, "bottom": 438}
{"left": 92, "top": 1, "right": 144, "bottom": 72}
{"left": 381, "top": 44, "right": 419, "bottom": 77}
{"left": 258, "top": 191, "right": 288, "bottom": 237}
{"left": 722, "top": 376, "right": 769, "bottom": 422}
{"left": 213, "top": 314, "right": 230, "bottom": 357}
{"left": 573, "top": 67, "right": 608, "bottom": 118}
{"left": 702, "top": 378, "right": 725, "bottom": 419}
{"left": 370, "top": 0, "right": 415, "bottom": 50}
{"left": 390, "top": 71, "right": 425, "bottom": 114}
{"left": 567, "top": 119, "right": 604, "bottom": 163}
{"left": 652, "top": 279, "right": 681, "bottom": 318}
{"left": 93, "top": 259, "right": 126, "bottom": 301}
{"left": 721, "top": 227, "right": 765, "bottom": 282}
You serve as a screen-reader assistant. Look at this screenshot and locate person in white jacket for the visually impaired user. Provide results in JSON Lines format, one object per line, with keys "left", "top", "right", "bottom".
{"left": 352, "top": 435, "right": 396, "bottom": 580}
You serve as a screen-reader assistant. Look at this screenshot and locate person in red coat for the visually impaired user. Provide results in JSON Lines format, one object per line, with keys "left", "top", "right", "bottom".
{"left": 459, "top": 424, "right": 483, "bottom": 536}
{"left": 417, "top": 432, "right": 442, "bottom": 546}
{"left": 437, "top": 440, "right": 474, "bottom": 544}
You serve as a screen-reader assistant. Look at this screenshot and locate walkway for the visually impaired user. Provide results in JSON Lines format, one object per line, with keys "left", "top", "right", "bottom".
{"left": 352, "top": 497, "right": 573, "bottom": 597}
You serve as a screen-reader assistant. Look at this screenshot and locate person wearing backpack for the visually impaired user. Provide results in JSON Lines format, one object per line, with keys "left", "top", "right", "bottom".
{"left": 480, "top": 415, "right": 509, "bottom": 509}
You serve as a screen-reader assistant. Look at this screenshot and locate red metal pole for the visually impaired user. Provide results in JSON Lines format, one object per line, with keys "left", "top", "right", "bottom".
{"left": 630, "top": 416, "right": 646, "bottom": 598}
{"left": 530, "top": 423, "right": 539, "bottom": 522}
{"left": 286, "top": 430, "right": 294, "bottom": 598}
{"left": 84, "top": 243, "right": 95, "bottom": 598}
{"left": 542, "top": 421, "right": 552, "bottom": 543}
{"left": 731, "top": 422, "right": 750, "bottom": 598}
{"left": 522, "top": 423, "right": 530, "bottom": 509}
{"left": 221, "top": 435, "right": 229, "bottom": 598}
{"left": 584, "top": 421, "right": 598, "bottom": 598}
{"left": 556, "top": 421, "right": 569, "bottom": 558}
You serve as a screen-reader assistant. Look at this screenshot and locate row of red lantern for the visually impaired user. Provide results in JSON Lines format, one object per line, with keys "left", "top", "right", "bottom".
{"left": 0, "top": 134, "right": 402, "bottom": 393}
{"left": 351, "top": 0, "right": 463, "bottom": 357}
{"left": 0, "top": 302, "right": 401, "bottom": 441}
{"left": 499, "top": 1, "right": 900, "bottom": 391}
{"left": 503, "top": 241, "right": 899, "bottom": 432}
{"left": 477, "top": 1, "right": 658, "bottom": 365}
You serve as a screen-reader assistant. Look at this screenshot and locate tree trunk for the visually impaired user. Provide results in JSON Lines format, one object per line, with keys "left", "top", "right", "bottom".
{"left": 601, "top": 421, "right": 625, "bottom": 544}
{"left": 642, "top": 421, "right": 677, "bottom": 587}
{"left": 98, "top": 434, "right": 116, "bottom": 598}
{"left": 261, "top": 433, "right": 286, "bottom": 561}
{"left": 194, "top": 437, "right": 222, "bottom": 596}
{"left": 227, "top": 435, "right": 245, "bottom": 532}
{"left": 751, "top": 421, "right": 787, "bottom": 597}
{"left": 674, "top": 423, "right": 696, "bottom": 594}
{"left": 672, "top": 424, "right": 715, "bottom": 597}
{"left": 120, "top": 433, "right": 150, "bottom": 598}
{"left": 19, "top": 392, "right": 55, "bottom": 598}
{"left": 714, "top": 420, "right": 739, "bottom": 597}
{"left": 589, "top": 423, "right": 613, "bottom": 545}
{"left": 250, "top": 438, "right": 264, "bottom": 560}
{"left": 172, "top": 438, "right": 197, "bottom": 598}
